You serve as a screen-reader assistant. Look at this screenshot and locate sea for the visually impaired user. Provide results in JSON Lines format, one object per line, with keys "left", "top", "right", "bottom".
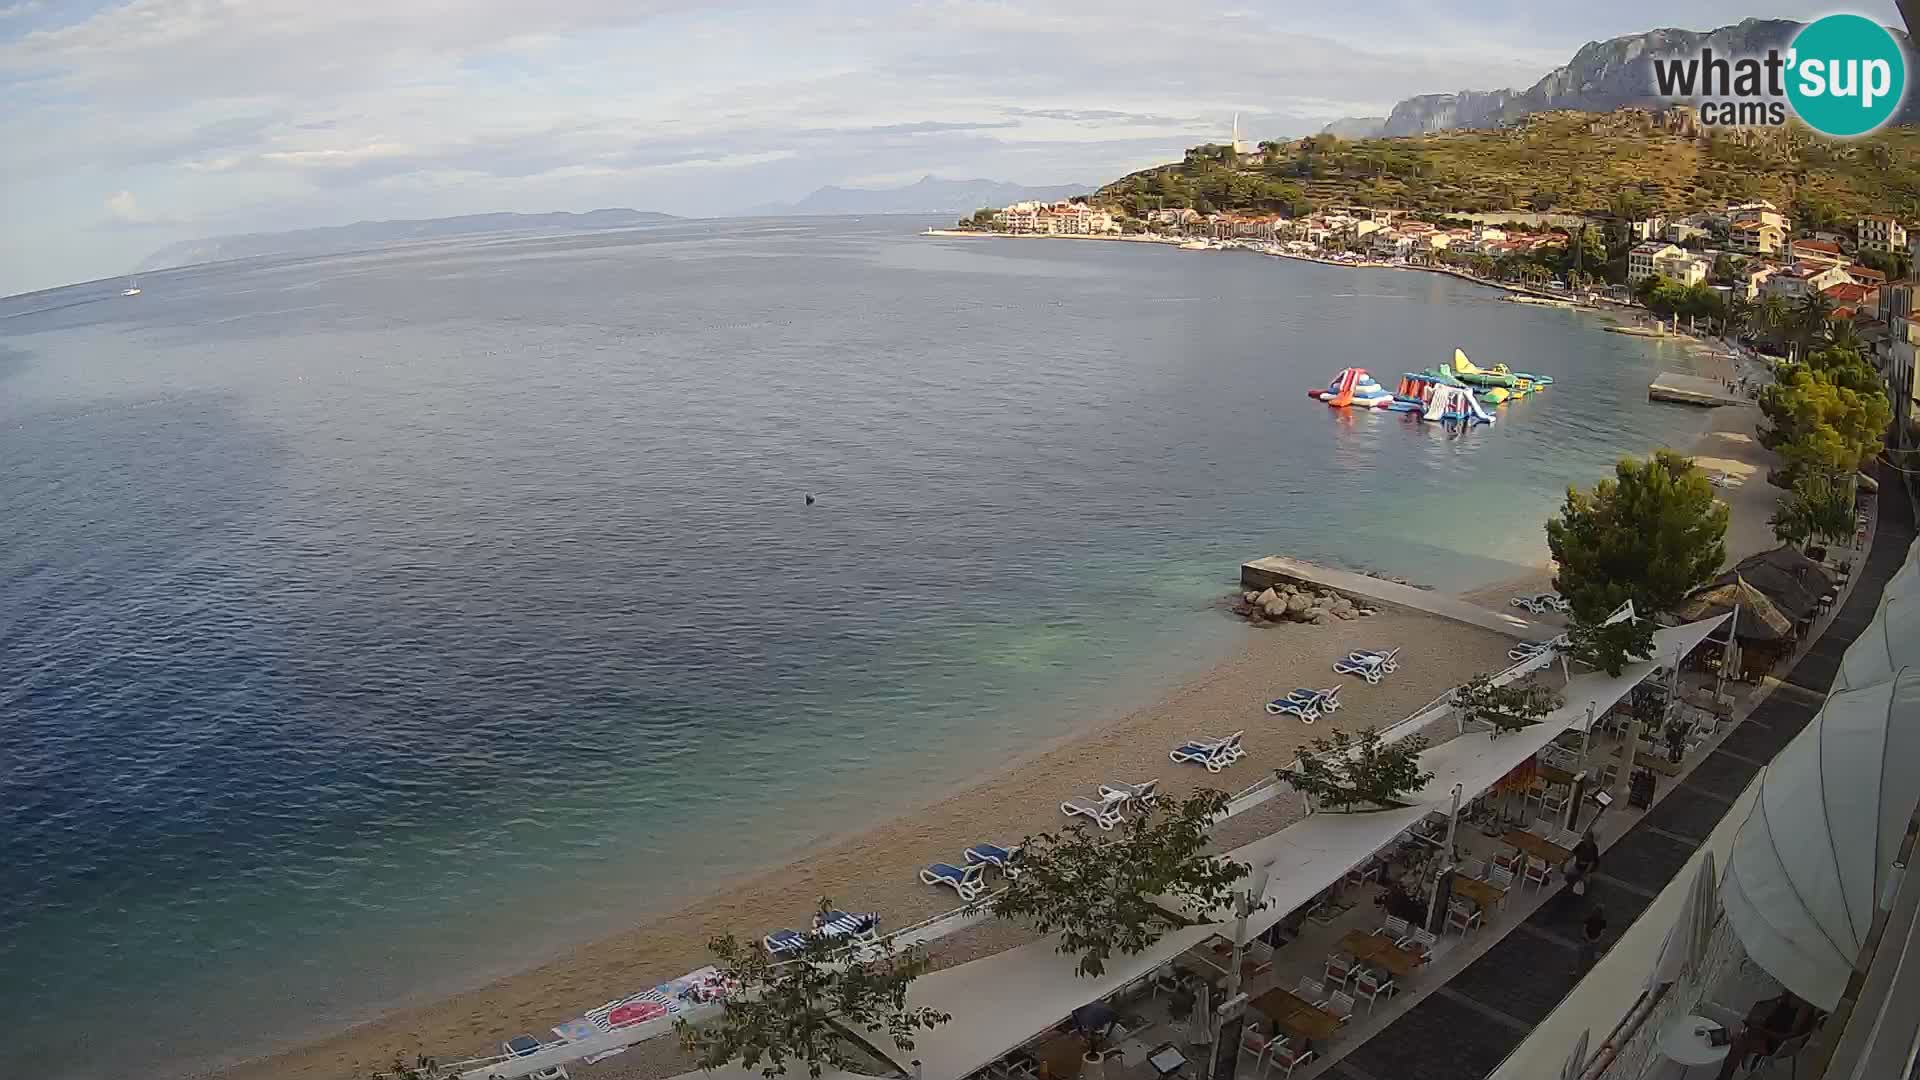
{"left": 0, "top": 217, "right": 1719, "bottom": 1078}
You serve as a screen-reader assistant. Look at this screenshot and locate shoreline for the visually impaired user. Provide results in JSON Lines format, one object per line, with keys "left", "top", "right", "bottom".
{"left": 210, "top": 608, "right": 1526, "bottom": 1080}
{"left": 200, "top": 236, "right": 1776, "bottom": 1080}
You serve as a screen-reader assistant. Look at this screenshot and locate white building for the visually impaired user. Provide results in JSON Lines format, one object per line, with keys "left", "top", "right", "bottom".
{"left": 1857, "top": 216, "right": 1907, "bottom": 253}
{"left": 1651, "top": 247, "right": 1710, "bottom": 286}
{"left": 1628, "top": 241, "right": 1684, "bottom": 285}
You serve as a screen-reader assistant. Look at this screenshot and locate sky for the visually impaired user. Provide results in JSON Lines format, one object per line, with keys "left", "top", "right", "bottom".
{"left": 0, "top": 0, "right": 1903, "bottom": 296}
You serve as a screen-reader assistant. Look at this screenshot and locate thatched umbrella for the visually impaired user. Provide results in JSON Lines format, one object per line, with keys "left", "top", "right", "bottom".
{"left": 1676, "top": 578, "right": 1795, "bottom": 641}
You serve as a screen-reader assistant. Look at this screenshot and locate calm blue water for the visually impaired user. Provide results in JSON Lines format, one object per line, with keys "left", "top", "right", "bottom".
{"left": 0, "top": 218, "right": 1714, "bottom": 1077}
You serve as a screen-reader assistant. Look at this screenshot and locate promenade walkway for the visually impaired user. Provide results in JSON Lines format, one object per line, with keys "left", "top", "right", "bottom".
{"left": 1317, "top": 476, "right": 1915, "bottom": 1080}
{"left": 1240, "top": 556, "right": 1554, "bottom": 639}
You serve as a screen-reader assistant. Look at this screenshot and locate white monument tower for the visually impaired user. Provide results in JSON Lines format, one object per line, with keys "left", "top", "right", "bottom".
{"left": 1231, "top": 113, "right": 1247, "bottom": 154}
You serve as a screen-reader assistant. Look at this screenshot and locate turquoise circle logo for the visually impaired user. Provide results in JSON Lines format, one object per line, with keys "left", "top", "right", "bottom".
{"left": 1786, "top": 13, "right": 1907, "bottom": 136}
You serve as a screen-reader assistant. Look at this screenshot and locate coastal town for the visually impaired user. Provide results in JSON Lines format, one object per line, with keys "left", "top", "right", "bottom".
{"left": 955, "top": 192, "right": 1914, "bottom": 352}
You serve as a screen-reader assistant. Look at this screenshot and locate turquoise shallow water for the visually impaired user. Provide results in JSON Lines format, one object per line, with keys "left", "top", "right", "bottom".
{"left": 0, "top": 219, "right": 1715, "bottom": 1077}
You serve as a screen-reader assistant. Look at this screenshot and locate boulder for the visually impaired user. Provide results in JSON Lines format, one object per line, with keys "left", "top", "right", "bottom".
{"left": 1309, "top": 611, "right": 1330, "bottom": 625}
{"left": 1359, "top": 608, "right": 1377, "bottom": 617}
{"left": 1262, "top": 599, "right": 1289, "bottom": 620}
{"left": 1243, "top": 590, "right": 1261, "bottom": 604}
{"left": 1285, "top": 592, "right": 1313, "bottom": 616}
{"left": 1334, "top": 607, "right": 1356, "bottom": 620}
{"left": 1255, "top": 587, "right": 1279, "bottom": 608}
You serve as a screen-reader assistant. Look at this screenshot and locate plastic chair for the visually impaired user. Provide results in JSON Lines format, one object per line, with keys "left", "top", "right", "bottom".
{"left": 1271, "top": 1044, "right": 1316, "bottom": 1078}
{"left": 1489, "top": 865, "right": 1516, "bottom": 892}
{"left": 1541, "top": 785, "right": 1569, "bottom": 818}
{"left": 1324, "top": 953, "right": 1354, "bottom": 992}
{"left": 1523, "top": 855, "right": 1552, "bottom": 891}
{"left": 1401, "top": 927, "right": 1439, "bottom": 959}
{"left": 1447, "top": 899, "right": 1482, "bottom": 935}
{"left": 1296, "top": 976, "right": 1328, "bottom": 1006}
{"left": 1240, "top": 1025, "right": 1279, "bottom": 1076}
{"left": 1324, "top": 990, "right": 1356, "bottom": 1026}
{"left": 1376, "top": 915, "right": 1411, "bottom": 941}
{"left": 1460, "top": 858, "right": 1487, "bottom": 881}
{"left": 1353, "top": 967, "right": 1398, "bottom": 1012}
{"left": 1748, "top": 1031, "right": 1812, "bottom": 1077}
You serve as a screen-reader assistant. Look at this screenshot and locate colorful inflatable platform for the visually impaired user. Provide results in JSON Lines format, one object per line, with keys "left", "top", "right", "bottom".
{"left": 1389, "top": 370, "right": 1494, "bottom": 424}
{"left": 1308, "top": 367, "right": 1395, "bottom": 408}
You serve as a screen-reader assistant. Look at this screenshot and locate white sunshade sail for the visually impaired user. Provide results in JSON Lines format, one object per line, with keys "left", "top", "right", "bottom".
{"left": 1833, "top": 538, "right": 1920, "bottom": 692}
{"left": 1720, "top": 668, "right": 1920, "bottom": 1009}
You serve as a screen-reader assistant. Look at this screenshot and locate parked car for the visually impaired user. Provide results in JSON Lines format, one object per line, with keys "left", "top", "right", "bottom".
{"left": 502, "top": 1034, "right": 570, "bottom": 1080}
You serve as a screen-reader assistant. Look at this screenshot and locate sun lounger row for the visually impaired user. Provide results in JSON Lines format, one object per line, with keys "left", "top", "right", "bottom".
{"left": 1334, "top": 647, "right": 1400, "bottom": 684}
{"left": 1266, "top": 685, "right": 1340, "bottom": 723}
{"left": 1170, "top": 730, "right": 1244, "bottom": 771}
{"left": 1509, "top": 593, "right": 1571, "bottom": 615}
{"left": 764, "top": 909, "right": 880, "bottom": 955}
{"left": 1061, "top": 775, "right": 1157, "bottom": 830}
{"left": 921, "top": 840, "right": 1029, "bottom": 901}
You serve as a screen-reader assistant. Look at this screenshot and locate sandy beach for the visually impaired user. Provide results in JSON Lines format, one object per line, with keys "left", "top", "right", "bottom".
{"left": 209, "top": 606, "right": 1521, "bottom": 1080}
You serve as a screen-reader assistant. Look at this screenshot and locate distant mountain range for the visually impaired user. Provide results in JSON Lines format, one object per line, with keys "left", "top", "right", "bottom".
{"left": 136, "top": 208, "right": 680, "bottom": 272}
{"left": 1322, "top": 18, "right": 1919, "bottom": 138}
{"left": 740, "top": 175, "right": 1092, "bottom": 217}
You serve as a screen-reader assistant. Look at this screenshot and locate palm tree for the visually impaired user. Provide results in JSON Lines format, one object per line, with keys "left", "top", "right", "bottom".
{"left": 1756, "top": 293, "right": 1789, "bottom": 351}
{"left": 1794, "top": 290, "right": 1836, "bottom": 355}
{"left": 1723, "top": 293, "right": 1753, "bottom": 341}
{"left": 1824, "top": 319, "right": 1862, "bottom": 353}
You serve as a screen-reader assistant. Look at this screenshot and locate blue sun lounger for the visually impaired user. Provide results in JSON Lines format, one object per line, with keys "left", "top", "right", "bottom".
{"left": 964, "top": 843, "right": 1025, "bottom": 879}
{"left": 921, "top": 861, "right": 986, "bottom": 900}
{"left": 1098, "top": 778, "right": 1159, "bottom": 808}
{"left": 816, "top": 910, "right": 879, "bottom": 942}
{"left": 763, "top": 928, "right": 808, "bottom": 955}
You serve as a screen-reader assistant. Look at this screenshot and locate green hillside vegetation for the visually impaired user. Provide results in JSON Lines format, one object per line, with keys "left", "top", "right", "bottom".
{"left": 1098, "top": 112, "right": 1920, "bottom": 221}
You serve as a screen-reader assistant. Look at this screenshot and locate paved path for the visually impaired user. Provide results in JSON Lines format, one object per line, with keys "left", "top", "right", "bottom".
{"left": 1241, "top": 556, "right": 1554, "bottom": 639}
{"left": 1322, "top": 480, "right": 1915, "bottom": 1080}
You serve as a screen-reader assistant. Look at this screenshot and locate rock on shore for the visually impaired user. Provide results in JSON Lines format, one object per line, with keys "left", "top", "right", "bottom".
{"left": 1232, "top": 583, "right": 1376, "bottom": 625}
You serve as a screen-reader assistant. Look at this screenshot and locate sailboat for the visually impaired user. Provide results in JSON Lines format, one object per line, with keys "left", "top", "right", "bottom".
{"left": 121, "top": 277, "right": 142, "bottom": 296}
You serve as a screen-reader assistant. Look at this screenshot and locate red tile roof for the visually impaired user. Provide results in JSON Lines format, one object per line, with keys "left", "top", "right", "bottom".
{"left": 1793, "top": 239, "right": 1843, "bottom": 254}
{"left": 1821, "top": 282, "right": 1875, "bottom": 303}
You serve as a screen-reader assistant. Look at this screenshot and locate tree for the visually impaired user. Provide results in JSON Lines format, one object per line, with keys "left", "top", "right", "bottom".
{"left": 990, "top": 790, "right": 1246, "bottom": 978}
{"left": 1758, "top": 364, "right": 1891, "bottom": 483}
{"left": 1546, "top": 450, "right": 1729, "bottom": 620}
{"left": 1281, "top": 727, "right": 1433, "bottom": 812}
{"left": 1561, "top": 614, "right": 1659, "bottom": 677}
{"left": 1450, "top": 673, "right": 1564, "bottom": 736}
{"left": 1793, "top": 290, "right": 1836, "bottom": 354}
{"left": 1756, "top": 293, "right": 1791, "bottom": 352}
{"left": 676, "top": 902, "right": 949, "bottom": 1079}
{"left": 1772, "top": 471, "right": 1856, "bottom": 549}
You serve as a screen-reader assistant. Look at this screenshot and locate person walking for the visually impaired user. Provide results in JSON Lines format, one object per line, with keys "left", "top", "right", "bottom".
{"left": 1578, "top": 905, "right": 1608, "bottom": 972}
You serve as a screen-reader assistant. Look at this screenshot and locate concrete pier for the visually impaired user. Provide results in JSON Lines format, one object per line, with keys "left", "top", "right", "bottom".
{"left": 1240, "top": 555, "right": 1552, "bottom": 638}
{"left": 1648, "top": 371, "right": 1746, "bottom": 407}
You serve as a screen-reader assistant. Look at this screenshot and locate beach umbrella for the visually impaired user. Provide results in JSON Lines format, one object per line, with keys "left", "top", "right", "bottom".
{"left": 1189, "top": 980, "right": 1212, "bottom": 1050}
{"left": 1558, "top": 1028, "right": 1591, "bottom": 1080}
{"left": 1647, "top": 851, "right": 1719, "bottom": 989}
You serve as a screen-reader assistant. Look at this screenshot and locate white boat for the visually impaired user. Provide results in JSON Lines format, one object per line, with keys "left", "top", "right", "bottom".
{"left": 121, "top": 278, "right": 141, "bottom": 296}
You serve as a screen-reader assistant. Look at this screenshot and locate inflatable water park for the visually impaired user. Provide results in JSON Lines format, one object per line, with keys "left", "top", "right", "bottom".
{"left": 1308, "top": 349, "right": 1554, "bottom": 427}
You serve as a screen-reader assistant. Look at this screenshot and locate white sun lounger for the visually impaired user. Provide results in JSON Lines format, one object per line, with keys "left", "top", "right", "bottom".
{"left": 920, "top": 861, "right": 986, "bottom": 900}
{"left": 1195, "top": 730, "right": 1246, "bottom": 761}
{"left": 1171, "top": 740, "right": 1232, "bottom": 771}
{"left": 1334, "top": 652, "right": 1393, "bottom": 684}
{"left": 1061, "top": 794, "right": 1128, "bottom": 830}
{"left": 1098, "top": 778, "right": 1159, "bottom": 807}
{"left": 1266, "top": 697, "right": 1319, "bottom": 723}
{"left": 964, "top": 843, "right": 1024, "bottom": 879}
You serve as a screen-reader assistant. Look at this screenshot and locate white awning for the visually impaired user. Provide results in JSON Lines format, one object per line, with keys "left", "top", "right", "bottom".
{"left": 1834, "top": 538, "right": 1920, "bottom": 692}
{"left": 1720, "top": 669, "right": 1920, "bottom": 1009}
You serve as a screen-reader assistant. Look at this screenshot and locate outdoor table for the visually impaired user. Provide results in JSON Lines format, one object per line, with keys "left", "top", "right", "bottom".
{"left": 1147, "top": 1043, "right": 1188, "bottom": 1077}
{"left": 1504, "top": 828, "right": 1573, "bottom": 866}
{"left": 1339, "top": 928, "right": 1422, "bottom": 977}
{"left": 1033, "top": 1033, "right": 1088, "bottom": 1079}
{"left": 1539, "top": 763, "right": 1578, "bottom": 786}
{"left": 1658, "top": 1014, "right": 1732, "bottom": 1074}
{"left": 1176, "top": 934, "right": 1262, "bottom": 982}
{"left": 1450, "top": 874, "right": 1508, "bottom": 913}
{"left": 1250, "top": 987, "right": 1341, "bottom": 1044}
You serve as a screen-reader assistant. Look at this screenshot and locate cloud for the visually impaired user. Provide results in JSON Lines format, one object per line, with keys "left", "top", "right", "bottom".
{"left": 2, "top": 0, "right": 1904, "bottom": 295}
{"left": 102, "top": 189, "right": 185, "bottom": 227}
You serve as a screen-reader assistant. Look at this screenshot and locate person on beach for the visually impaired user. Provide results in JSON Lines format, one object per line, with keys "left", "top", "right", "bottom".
{"left": 1578, "top": 905, "right": 1608, "bottom": 971}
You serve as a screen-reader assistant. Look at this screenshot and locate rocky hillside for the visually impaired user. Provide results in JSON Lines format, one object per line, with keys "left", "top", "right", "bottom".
{"left": 1328, "top": 18, "right": 1919, "bottom": 138}
{"left": 1101, "top": 111, "right": 1920, "bottom": 221}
